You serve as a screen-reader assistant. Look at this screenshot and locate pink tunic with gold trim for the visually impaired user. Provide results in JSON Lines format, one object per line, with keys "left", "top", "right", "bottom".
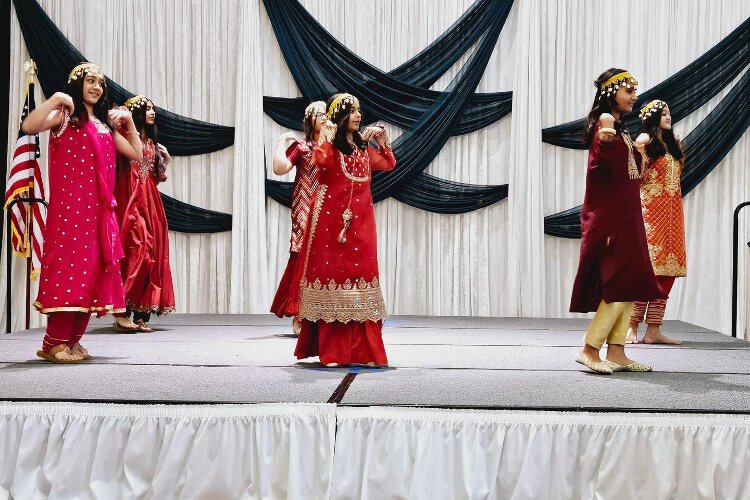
{"left": 34, "top": 113, "right": 126, "bottom": 316}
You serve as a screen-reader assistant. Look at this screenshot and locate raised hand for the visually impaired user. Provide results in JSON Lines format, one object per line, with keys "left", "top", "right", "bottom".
{"left": 53, "top": 92, "right": 74, "bottom": 113}
{"left": 321, "top": 120, "right": 337, "bottom": 143}
{"left": 108, "top": 108, "right": 133, "bottom": 129}
{"left": 634, "top": 133, "right": 650, "bottom": 150}
{"left": 360, "top": 126, "right": 380, "bottom": 142}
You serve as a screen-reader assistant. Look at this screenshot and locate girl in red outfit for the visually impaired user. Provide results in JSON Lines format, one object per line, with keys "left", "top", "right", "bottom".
{"left": 294, "top": 93, "right": 395, "bottom": 367}
{"left": 113, "top": 95, "right": 176, "bottom": 333}
{"left": 22, "top": 63, "right": 142, "bottom": 363}
{"left": 570, "top": 68, "right": 665, "bottom": 374}
{"left": 270, "top": 101, "right": 327, "bottom": 334}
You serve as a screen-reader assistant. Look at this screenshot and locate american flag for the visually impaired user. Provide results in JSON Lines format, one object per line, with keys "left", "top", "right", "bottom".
{"left": 4, "top": 81, "right": 46, "bottom": 278}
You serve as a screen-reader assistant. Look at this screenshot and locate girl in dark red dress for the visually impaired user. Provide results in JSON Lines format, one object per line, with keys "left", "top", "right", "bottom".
{"left": 112, "top": 95, "right": 176, "bottom": 333}
{"left": 270, "top": 101, "right": 326, "bottom": 334}
{"left": 294, "top": 93, "right": 395, "bottom": 367}
{"left": 570, "top": 69, "right": 665, "bottom": 374}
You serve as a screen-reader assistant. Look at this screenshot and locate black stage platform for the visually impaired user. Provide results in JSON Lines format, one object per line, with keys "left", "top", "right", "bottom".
{"left": 1, "top": 315, "right": 748, "bottom": 413}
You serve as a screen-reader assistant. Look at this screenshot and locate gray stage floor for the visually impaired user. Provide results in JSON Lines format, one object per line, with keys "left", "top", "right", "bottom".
{"left": 1, "top": 314, "right": 749, "bottom": 413}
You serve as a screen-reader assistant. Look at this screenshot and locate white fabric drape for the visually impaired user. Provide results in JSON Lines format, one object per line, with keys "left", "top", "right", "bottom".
{"left": 4, "top": 0, "right": 750, "bottom": 337}
{"left": 0, "top": 402, "right": 336, "bottom": 500}
{"left": 332, "top": 406, "right": 750, "bottom": 500}
{"left": 3, "top": 403, "right": 749, "bottom": 499}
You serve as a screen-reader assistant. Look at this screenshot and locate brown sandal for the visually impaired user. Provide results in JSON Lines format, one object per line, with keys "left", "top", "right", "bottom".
{"left": 113, "top": 317, "right": 140, "bottom": 332}
{"left": 70, "top": 343, "right": 91, "bottom": 360}
{"left": 135, "top": 320, "right": 154, "bottom": 333}
{"left": 36, "top": 344, "right": 84, "bottom": 364}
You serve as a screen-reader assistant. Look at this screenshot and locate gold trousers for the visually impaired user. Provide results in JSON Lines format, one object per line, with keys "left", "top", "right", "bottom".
{"left": 584, "top": 300, "right": 635, "bottom": 349}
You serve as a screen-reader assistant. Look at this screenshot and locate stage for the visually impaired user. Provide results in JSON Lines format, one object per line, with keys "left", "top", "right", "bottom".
{"left": 0, "top": 314, "right": 749, "bottom": 412}
{"left": 1, "top": 315, "right": 750, "bottom": 498}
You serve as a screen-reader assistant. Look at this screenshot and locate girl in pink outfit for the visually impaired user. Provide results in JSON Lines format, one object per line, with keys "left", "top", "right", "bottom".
{"left": 22, "top": 63, "right": 142, "bottom": 363}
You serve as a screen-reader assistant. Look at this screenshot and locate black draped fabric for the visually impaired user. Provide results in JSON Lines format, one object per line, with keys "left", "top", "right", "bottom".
{"left": 545, "top": 70, "right": 750, "bottom": 238}
{"left": 262, "top": 0, "right": 513, "bottom": 135}
{"left": 394, "top": 174, "right": 509, "bottom": 214}
{"left": 542, "top": 17, "right": 750, "bottom": 149}
{"left": 160, "top": 193, "right": 232, "bottom": 233}
{"left": 13, "top": 0, "right": 235, "bottom": 156}
{"left": 266, "top": 0, "right": 511, "bottom": 214}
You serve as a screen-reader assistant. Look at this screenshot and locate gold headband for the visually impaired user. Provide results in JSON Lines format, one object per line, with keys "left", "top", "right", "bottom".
{"left": 327, "top": 93, "right": 357, "bottom": 119}
{"left": 124, "top": 95, "right": 150, "bottom": 111}
{"left": 639, "top": 99, "right": 667, "bottom": 121}
{"left": 597, "top": 71, "right": 638, "bottom": 97}
{"left": 304, "top": 101, "right": 326, "bottom": 120}
{"left": 68, "top": 62, "right": 105, "bottom": 84}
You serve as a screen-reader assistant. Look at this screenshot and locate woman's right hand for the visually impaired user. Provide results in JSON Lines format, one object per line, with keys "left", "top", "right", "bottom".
{"left": 320, "top": 120, "right": 337, "bottom": 143}
{"left": 635, "top": 133, "right": 650, "bottom": 150}
{"left": 52, "top": 92, "right": 74, "bottom": 113}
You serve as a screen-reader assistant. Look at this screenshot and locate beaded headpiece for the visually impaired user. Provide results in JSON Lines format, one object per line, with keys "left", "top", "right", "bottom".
{"left": 327, "top": 93, "right": 358, "bottom": 122}
{"left": 639, "top": 99, "right": 667, "bottom": 121}
{"left": 124, "top": 95, "right": 151, "bottom": 111}
{"left": 67, "top": 62, "right": 105, "bottom": 85}
{"left": 597, "top": 71, "right": 638, "bottom": 98}
{"left": 304, "top": 101, "right": 326, "bottom": 121}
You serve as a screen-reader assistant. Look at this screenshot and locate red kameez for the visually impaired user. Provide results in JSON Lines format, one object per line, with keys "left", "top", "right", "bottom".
{"left": 294, "top": 142, "right": 395, "bottom": 365}
{"left": 114, "top": 139, "right": 175, "bottom": 315}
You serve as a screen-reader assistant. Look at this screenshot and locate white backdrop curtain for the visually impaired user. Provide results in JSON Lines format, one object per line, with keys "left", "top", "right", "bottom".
{"left": 4, "top": 0, "right": 750, "bottom": 336}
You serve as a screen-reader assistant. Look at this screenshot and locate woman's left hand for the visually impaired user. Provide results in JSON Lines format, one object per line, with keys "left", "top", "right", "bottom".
{"left": 157, "top": 143, "right": 171, "bottom": 162}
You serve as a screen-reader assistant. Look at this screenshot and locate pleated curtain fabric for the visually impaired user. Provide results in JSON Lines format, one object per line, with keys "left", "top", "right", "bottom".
{"left": 4, "top": 0, "right": 750, "bottom": 338}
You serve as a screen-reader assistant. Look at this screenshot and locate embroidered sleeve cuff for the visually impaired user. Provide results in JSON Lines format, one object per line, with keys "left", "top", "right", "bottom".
{"left": 598, "top": 127, "right": 616, "bottom": 141}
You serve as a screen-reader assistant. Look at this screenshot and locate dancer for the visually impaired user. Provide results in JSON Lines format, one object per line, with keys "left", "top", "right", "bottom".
{"left": 570, "top": 69, "right": 665, "bottom": 374}
{"left": 294, "top": 93, "right": 395, "bottom": 367}
{"left": 626, "top": 100, "right": 686, "bottom": 344}
{"left": 112, "top": 95, "right": 176, "bottom": 333}
{"left": 270, "top": 101, "right": 327, "bottom": 334}
{"left": 22, "top": 63, "right": 142, "bottom": 362}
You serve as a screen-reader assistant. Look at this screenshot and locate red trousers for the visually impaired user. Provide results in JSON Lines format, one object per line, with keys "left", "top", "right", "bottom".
{"left": 42, "top": 311, "right": 90, "bottom": 352}
{"left": 631, "top": 276, "right": 676, "bottom": 325}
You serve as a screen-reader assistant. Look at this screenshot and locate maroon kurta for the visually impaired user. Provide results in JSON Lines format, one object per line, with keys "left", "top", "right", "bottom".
{"left": 570, "top": 124, "right": 665, "bottom": 313}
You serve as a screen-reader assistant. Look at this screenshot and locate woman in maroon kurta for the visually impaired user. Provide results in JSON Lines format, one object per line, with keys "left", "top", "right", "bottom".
{"left": 294, "top": 93, "right": 395, "bottom": 367}
{"left": 22, "top": 63, "right": 142, "bottom": 363}
{"left": 270, "top": 101, "right": 326, "bottom": 334}
{"left": 570, "top": 69, "right": 664, "bottom": 374}
{"left": 113, "top": 96, "right": 175, "bottom": 333}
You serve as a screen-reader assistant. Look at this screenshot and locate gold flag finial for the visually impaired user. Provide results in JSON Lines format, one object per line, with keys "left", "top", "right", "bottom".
{"left": 23, "top": 60, "right": 37, "bottom": 84}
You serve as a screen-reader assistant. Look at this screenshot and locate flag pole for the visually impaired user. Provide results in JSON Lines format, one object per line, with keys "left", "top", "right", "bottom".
{"left": 23, "top": 60, "right": 36, "bottom": 330}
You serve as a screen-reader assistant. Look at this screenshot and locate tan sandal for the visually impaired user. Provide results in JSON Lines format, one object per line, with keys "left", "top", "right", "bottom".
{"left": 70, "top": 343, "right": 91, "bottom": 360}
{"left": 135, "top": 320, "right": 154, "bottom": 333}
{"left": 113, "top": 317, "right": 140, "bottom": 332}
{"left": 36, "top": 344, "right": 84, "bottom": 364}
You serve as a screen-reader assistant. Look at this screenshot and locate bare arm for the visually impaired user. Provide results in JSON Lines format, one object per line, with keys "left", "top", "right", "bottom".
{"left": 110, "top": 108, "right": 142, "bottom": 161}
{"left": 21, "top": 92, "right": 73, "bottom": 134}
{"left": 272, "top": 132, "right": 300, "bottom": 175}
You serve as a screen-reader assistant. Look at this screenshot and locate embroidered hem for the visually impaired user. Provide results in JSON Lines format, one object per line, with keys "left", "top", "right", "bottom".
{"left": 126, "top": 301, "right": 175, "bottom": 316}
{"left": 33, "top": 301, "right": 126, "bottom": 315}
{"left": 299, "top": 277, "right": 387, "bottom": 323}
